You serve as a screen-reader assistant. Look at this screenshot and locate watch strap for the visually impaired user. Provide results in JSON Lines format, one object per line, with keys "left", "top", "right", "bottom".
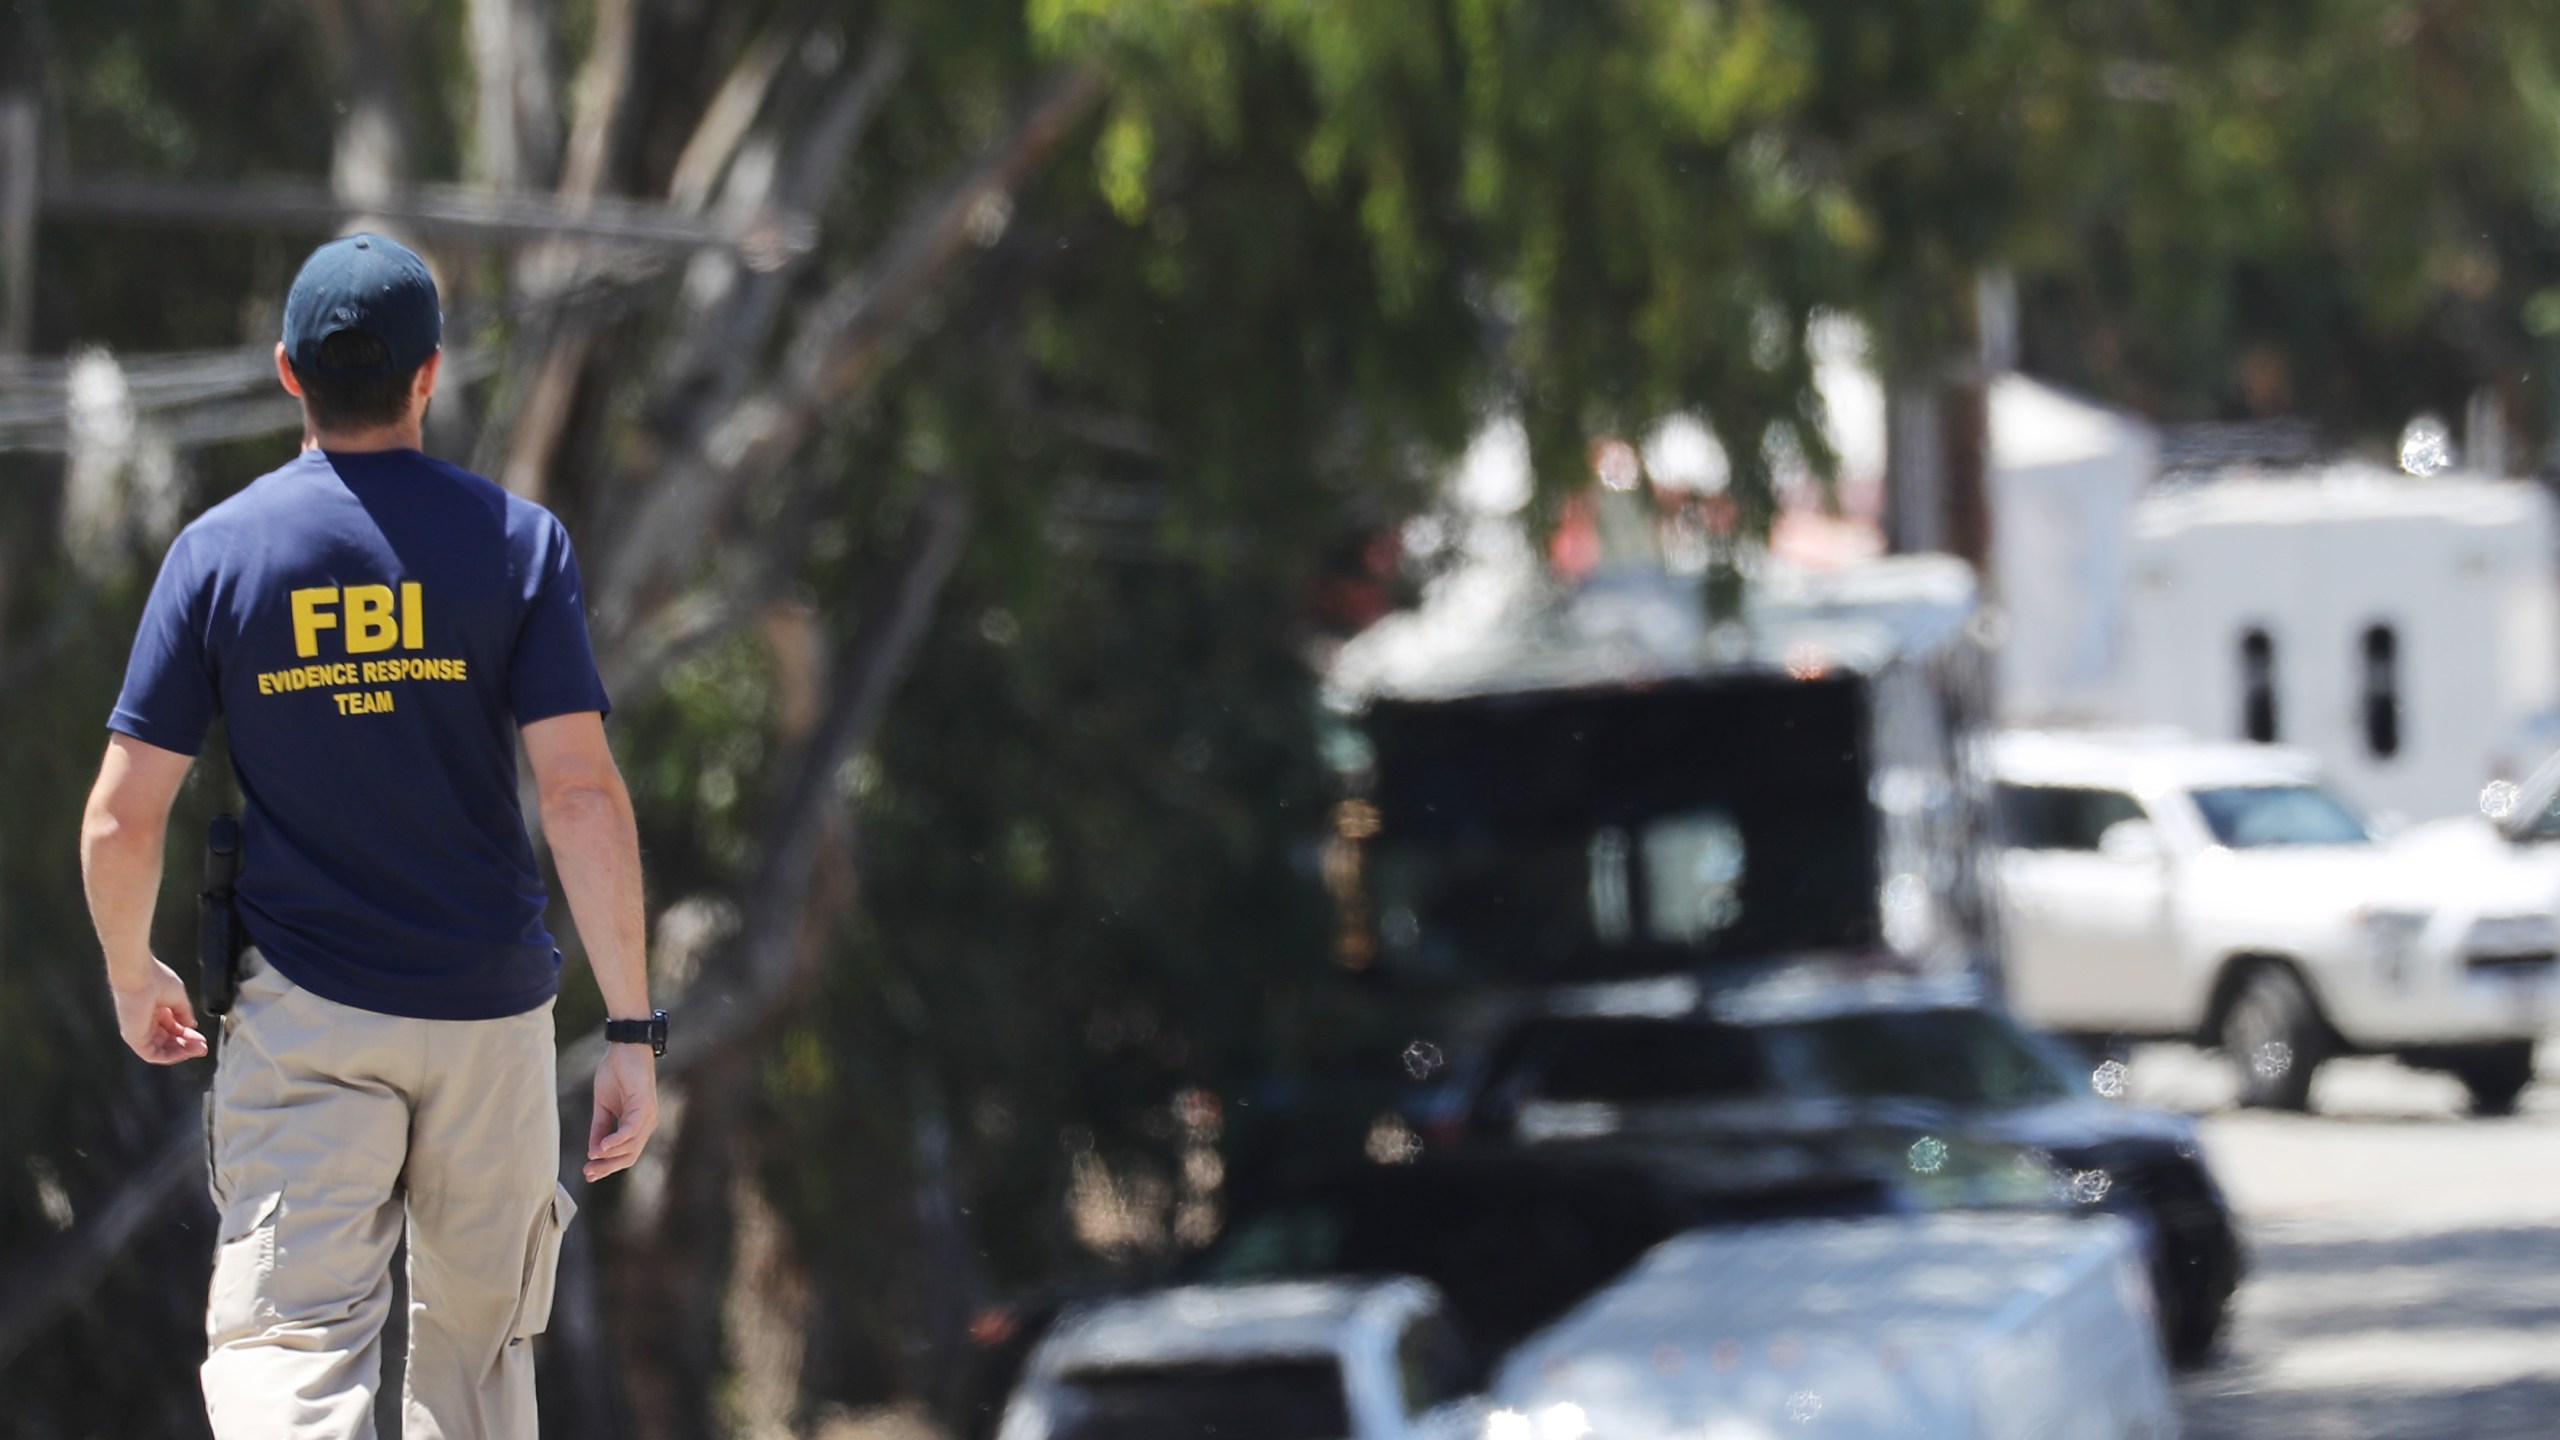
{"left": 604, "top": 1009, "right": 669, "bottom": 1057}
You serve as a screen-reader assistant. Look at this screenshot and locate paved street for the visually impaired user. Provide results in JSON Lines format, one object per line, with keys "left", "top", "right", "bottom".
{"left": 2120, "top": 1046, "right": 2560, "bottom": 1439}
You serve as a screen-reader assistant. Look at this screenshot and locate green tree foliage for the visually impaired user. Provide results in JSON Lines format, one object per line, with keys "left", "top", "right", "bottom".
{"left": 2005, "top": 0, "right": 2560, "bottom": 431}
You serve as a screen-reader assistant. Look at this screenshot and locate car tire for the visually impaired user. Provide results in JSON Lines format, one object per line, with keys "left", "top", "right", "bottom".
{"left": 2060, "top": 1031, "right": 2133, "bottom": 1068}
{"left": 2129, "top": 1169, "right": 2243, "bottom": 1369}
{"left": 2220, "top": 965, "right": 2324, "bottom": 1111}
{"left": 2448, "top": 1041, "right": 2537, "bottom": 1117}
{"left": 2162, "top": 1283, "right": 2229, "bottom": 1369}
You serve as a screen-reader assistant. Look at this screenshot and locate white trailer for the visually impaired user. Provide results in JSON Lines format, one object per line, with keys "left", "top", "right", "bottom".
{"left": 2118, "top": 466, "right": 2559, "bottom": 822}
{"left": 1987, "top": 374, "right": 2157, "bottom": 728}
{"left": 1489, "top": 1212, "right": 2176, "bottom": 1440}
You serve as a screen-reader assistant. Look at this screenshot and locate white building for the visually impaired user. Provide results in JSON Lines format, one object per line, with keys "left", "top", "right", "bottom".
{"left": 2117, "top": 466, "right": 2559, "bottom": 821}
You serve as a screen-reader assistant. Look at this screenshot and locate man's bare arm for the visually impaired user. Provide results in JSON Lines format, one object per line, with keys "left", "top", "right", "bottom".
{"left": 522, "top": 710, "right": 657, "bottom": 1181}
{"left": 81, "top": 733, "right": 207, "bottom": 1064}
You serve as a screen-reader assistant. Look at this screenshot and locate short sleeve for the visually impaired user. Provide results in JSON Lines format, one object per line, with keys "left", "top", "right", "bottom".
{"left": 508, "top": 516, "right": 612, "bottom": 725}
{"left": 108, "top": 533, "right": 219, "bottom": 755}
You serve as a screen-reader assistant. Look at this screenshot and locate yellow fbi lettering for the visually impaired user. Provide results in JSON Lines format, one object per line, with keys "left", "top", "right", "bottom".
{"left": 291, "top": 582, "right": 425, "bottom": 657}
{"left": 259, "top": 583, "right": 467, "bottom": 703}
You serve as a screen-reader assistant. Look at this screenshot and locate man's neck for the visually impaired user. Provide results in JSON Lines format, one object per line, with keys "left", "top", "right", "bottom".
{"left": 303, "top": 422, "right": 424, "bottom": 454}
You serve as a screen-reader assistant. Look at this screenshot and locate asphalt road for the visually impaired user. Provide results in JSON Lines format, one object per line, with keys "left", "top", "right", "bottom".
{"left": 2119, "top": 1045, "right": 2560, "bottom": 1440}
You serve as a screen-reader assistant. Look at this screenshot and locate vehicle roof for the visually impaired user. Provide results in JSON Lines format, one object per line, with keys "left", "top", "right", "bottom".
{"left": 1034, "top": 1279, "right": 1430, "bottom": 1374}
{"left": 1326, "top": 554, "right": 1978, "bottom": 705}
{"left": 1989, "top": 727, "right": 2325, "bottom": 791}
{"left": 1538, "top": 964, "right": 1995, "bottom": 1026}
{"left": 1505, "top": 1211, "right": 2129, "bottom": 1360}
{"left": 1704, "top": 967, "right": 1995, "bottom": 1025}
{"left": 1492, "top": 1213, "right": 2145, "bottom": 1431}
{"left": 2138, "top": 463, "right": 2547, "bottom": 534}
{"left": 1258, "top": 1143, "right": 1886, "bottom": 1217}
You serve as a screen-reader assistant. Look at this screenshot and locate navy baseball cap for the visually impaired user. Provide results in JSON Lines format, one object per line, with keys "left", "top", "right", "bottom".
{"left": 282, "top": 232, "right": 442, "bottom": 375}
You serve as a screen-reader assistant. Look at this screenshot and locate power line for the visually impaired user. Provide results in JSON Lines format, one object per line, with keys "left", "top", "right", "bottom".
{"left": 40, "top": 173, "right": 815, "bottom": 264}
{"left": 0, "top": 342, "right": 494, "bottom": 453}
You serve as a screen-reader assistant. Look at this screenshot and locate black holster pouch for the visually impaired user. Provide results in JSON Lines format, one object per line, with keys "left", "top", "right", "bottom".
{"left": 199, "top": 813, "right": 243, "bottom": 1018}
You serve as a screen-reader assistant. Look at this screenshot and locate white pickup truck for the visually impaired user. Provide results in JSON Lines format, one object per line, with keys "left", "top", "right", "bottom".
{"left": 1992, "top": 730, "right": 2554, "bottom": 1112}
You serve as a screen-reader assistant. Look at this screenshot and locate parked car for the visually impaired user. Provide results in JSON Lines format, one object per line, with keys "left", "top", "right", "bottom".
{"left": 1992, "top": 729, "right": 2552, "bottom": 1113}
{"left": 1417, "top": 970, "right": 2242, "bottom": 1367}
{"left": 993, "top": 1279, "right": 1483, "bottom": 1440}
{"left": 1490, "top": 1212, "right": 2178, "bottom": 1440}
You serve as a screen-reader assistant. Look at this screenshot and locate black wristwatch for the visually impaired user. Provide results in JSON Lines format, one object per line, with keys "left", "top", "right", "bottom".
{"left": 605, "top": 1010, "right": 669, "bottom": 1057}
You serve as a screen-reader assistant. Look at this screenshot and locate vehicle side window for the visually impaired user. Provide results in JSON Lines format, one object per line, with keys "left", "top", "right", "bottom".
{"left": 1994, "top": 784, "right": 2147, "bottom": 852}
{"left": 2241, "top": 627, "right": 2281, "bottom": 743}
{"left": 1780, "top": 1011, "right": 2073, "bottom": 1107}
{"left": 1050, "top": 1361, "right": 1351, "bottom": 1440}
{"left": 2361, "top": 623, "right": 2402, "bottom": 760}
{"left": 1396, "top": 1311, "right": 1472, "bottom": 1416}
{"left": 1531, "top": 1021, "right": 1770, "bottom": 1104}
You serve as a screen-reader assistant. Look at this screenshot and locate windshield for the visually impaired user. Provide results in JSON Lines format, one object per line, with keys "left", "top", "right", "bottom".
{"left": 1198, "top": 1166, "right": 1682, "bottom": 1347}
{"left": 2189, "top": 784, "right": 2373, "bottom": 848}
{"left": 1771, "top": 1009, "right": 2074, "bottom": 1108}
{"left": 2511, "top": 775, "right": 2560, "bottom": 842}
{"left": 1047, "top": 1361, "right": 1350, "bottom": 1440}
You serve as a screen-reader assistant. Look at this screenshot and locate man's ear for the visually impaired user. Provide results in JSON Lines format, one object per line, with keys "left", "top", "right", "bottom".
{"left": 274, "top": 342, "right": 306, "bottom": 399}
{"left": 413, "top": 349, "right": 442, "bottom": 409}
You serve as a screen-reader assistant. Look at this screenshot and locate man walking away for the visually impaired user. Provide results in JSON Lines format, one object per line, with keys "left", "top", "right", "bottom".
{"left": 79, "top": 231, "right": 665, "bottom": 1439}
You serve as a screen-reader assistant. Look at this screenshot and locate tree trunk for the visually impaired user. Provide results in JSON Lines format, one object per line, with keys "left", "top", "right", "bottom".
{"left": 306, "top": 0, "right": 416, "bottom": 213}
{"left": 1879, "top": 281, "right": 1993, "bottom": 583}
{"left": 617, "top": 1062, "right": 748, "bottom": 1440}
{"left": 1940, "top": 371, "right": 1990, "bottom": 577}
{"left": 0, "top": 83, "right": 36, "bottom": 357}
{"left": 466, "top": 0, "right": 561, "bottom": 191}
{"left": 475, "top": 0, "right": 635, "bottom": 497}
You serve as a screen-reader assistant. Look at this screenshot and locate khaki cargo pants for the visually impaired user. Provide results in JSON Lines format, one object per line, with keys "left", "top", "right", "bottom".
{"left": 204, "top": 952, "right": 575, "bottom": 1440}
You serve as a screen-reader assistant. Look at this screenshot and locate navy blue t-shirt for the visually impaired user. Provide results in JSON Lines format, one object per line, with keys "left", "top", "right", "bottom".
{"left": 108, "top": 448, "right": 610, "bottom": 1020}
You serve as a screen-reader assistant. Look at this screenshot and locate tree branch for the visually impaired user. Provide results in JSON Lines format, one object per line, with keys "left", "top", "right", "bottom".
{"left": 465, "top": 0, "right": 561, "bottom": 191}
{"left": 591, "top": 64, "right": 1100, "bottom": 659}
{"left": 647, "top": 34, "right": 909, "bottom": 432}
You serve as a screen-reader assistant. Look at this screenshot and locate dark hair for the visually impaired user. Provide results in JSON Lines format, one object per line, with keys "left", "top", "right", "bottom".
{"left": 294, "top": 329, "right": 425, "bottom": 432}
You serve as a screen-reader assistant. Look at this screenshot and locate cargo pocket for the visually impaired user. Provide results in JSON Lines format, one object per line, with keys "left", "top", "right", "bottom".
{"left": 205, "top": 1190, "right": 283, "bottom": 1344}
{"left": 200, "top": 1090, "right": 222, "bottom": 1210}
{"left": 510, "top": 1183, "right": 578, "bottom": 1340}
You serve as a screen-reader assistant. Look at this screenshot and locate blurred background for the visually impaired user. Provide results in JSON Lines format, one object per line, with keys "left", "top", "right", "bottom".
{"left": 7, "top": 2, "right": 2560, "bottom": 1438}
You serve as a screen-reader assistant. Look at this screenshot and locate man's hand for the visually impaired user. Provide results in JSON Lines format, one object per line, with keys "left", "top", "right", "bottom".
{"left": 585, "top": 1042, "right": 660, "bottom": 1182}
{"left": 111, "top": 959, "right": 208, "bottom": 1065}
{"left": 84, "top": 734, "right": 197, "bottom": 1066}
